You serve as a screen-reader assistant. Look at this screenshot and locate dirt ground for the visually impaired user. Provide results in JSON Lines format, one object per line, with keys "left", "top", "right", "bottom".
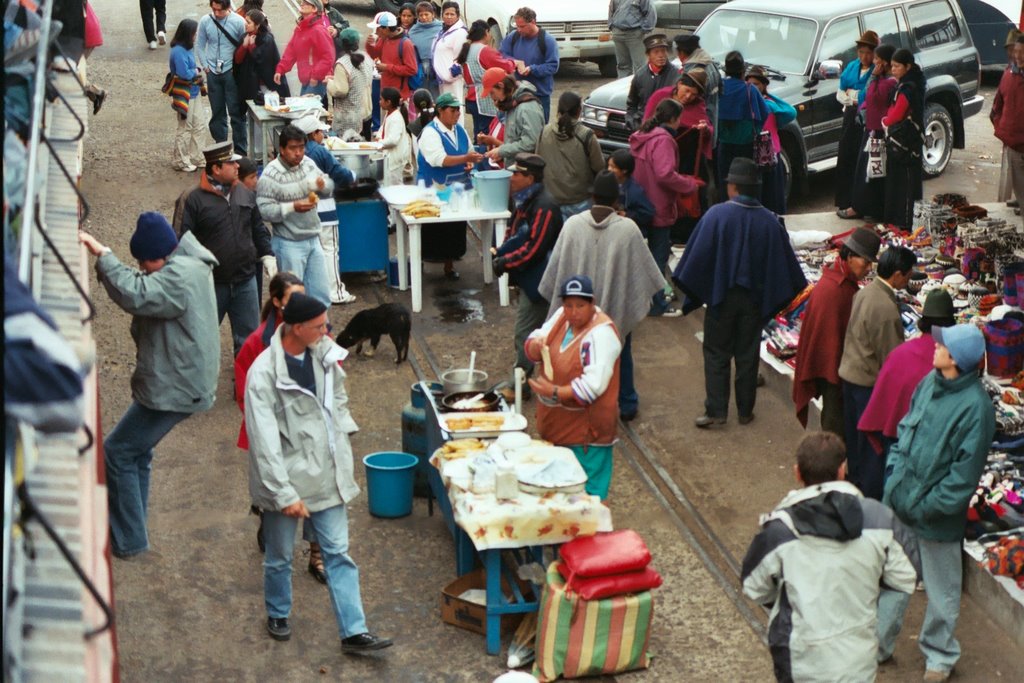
{"left": 81, "top": 0, "right": 1022, "bottom": 680}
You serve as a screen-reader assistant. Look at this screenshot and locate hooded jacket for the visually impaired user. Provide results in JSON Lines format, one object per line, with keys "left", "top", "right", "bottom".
{"left": 96, "top": 232, "right": 220, "bottom": 414}
{"left": 539, "top": 209, "right": 664, "bottom": 337}
{"left": 276, "top": 13, "right": 335, "bottom": 85}
{"left": 629, "top": 125, "right": 700, "bottom": 228}
{"left": 431, "top": 19, "right": 467, "bottom": 88}
{"left": 245, "top": 326, "right": 360, "bottom": 512}
{"left": 742, "top": 481, "right": 920, "bottom": 683}
{"left": 494, "top": 81, "right": 545, "bottom": 165}
{"left": 883, "top": 369, "right": 996, "bottom": 542}
{"left": 534, "top": 120, "right": 605, "bottom": 205}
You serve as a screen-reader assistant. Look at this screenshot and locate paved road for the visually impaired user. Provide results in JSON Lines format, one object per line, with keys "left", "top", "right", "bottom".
{"left": 81, "top": 0, "right": 1021, "bottom": 680}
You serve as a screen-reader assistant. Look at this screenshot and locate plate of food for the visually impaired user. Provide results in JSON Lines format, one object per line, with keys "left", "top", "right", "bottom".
{"left": 437, "top": 438, "right": 487, "bottom": 460}
{"left": 439, "top": 412, "right": 528, "bottom": 438}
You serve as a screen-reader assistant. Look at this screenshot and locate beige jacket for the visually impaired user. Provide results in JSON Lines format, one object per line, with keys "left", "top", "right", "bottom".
{"left": 838, "top": 278, "right": 905, "bottom": 387}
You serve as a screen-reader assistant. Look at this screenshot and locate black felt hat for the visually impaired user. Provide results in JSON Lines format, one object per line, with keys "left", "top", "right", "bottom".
{"left": 724, "top": 157, "right": 761, "bottom": 186}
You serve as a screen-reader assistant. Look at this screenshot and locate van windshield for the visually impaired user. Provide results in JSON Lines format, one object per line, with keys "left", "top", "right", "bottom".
{"left": 698, "top": 10, "right": 817, "bottom": 75}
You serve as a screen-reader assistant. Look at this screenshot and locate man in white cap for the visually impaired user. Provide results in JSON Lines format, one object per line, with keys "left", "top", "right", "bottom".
{"left": 876, "top": 323, "right": 995, "bottom": 682}
{"left": 295, "top": 114, "right": 356, "bottom": 304}
{"left": 366, "top": 10, "right": 419, "bottom": 100}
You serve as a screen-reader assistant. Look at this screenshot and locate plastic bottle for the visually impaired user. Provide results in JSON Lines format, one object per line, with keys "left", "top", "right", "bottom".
{"left": 451, "top": 182, "right": 465, "bottom": 213}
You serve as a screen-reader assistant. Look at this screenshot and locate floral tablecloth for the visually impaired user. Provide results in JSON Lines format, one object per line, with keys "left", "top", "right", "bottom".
{"left": 430, "top": 446, "right": 613, "bottom": 551}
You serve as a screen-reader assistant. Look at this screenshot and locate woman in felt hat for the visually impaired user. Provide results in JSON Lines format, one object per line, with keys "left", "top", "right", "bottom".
{"left": 328, "top": 27, "right": 374, "bottom": 136}
{"left": 746, "top": 65, "right": 797, "bottom": 215}
{"left": 881, "top": 48, "right": 926, "bottom": 229}
{"left": 997, "top": 29, "right": 1022, "bottom": 207}
{"left": 525, "top": 275, "right": 623, "bottom": 500}
{"left": 851, "top": 43, "right": 898, "bottom": 221}
{"left": 836, "top": 30, "right": 879, "bottom": 219}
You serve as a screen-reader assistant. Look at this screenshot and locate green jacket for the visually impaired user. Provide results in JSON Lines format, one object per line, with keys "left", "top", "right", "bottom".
{"left": 245, "top": 327, "right": 360, "bottom": 512}
{"left": 495, "top": 82, "right": 545, "bottom": 166}
{"left": 883, "top": 369, "right": 995, "bottom": 542}
{"left": 96, "top": 232, "right": 220, "bottom": 413}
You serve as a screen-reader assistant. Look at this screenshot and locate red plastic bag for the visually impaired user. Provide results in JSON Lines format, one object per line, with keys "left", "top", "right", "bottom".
{"left": 559, "top": 530, "right": 651, "bottom": 578}
{"left": 557, "top": 562, "right": 662, "bottom": 600}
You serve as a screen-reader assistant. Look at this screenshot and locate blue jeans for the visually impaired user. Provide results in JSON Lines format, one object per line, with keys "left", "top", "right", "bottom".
{"left": 263, "top": 504, "right": 368, "bottom": 638}
{"left": 642, "top": 226, "right": 672, "bottom": 314}
{"left": 560, "top": 199, "right": 592, "bottom": 223}
{"left": 207, "top": 70, "right": 247, "bottom": 154}
{"left": 877, "top": 538, "right": 962, "bottom": 673}
{"left": 105, "top": 401, "right": 191, "bottom": 556}
{"left": 215, "top": 277, "right": 260, "bottom": 357}
{"left": 619, "top": 333, "right": 638, "bottom": 418}
{"left": 272, "top": 235, "right": 330, "bottom": 307}
{"left": 300, "top": 81, "right": 328, "bottom": 110}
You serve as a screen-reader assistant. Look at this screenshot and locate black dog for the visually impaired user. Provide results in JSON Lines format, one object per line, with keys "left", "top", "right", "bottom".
{"left": 335, "top": 303, "right": 410, "bottom": 364}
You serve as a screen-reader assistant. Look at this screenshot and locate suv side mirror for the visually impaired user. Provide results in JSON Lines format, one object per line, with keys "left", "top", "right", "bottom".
{"left": 817, "top": 60, "right": 843, "bottom": 80}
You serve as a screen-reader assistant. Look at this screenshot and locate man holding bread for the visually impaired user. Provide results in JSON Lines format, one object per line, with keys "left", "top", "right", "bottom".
{"left": 256, "top": 124, "right": 335, "bottom": 306}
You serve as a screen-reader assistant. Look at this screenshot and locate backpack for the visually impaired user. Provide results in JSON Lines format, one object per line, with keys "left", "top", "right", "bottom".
{"left": 397, "top": 37, "right": 425, "bottom": 91}
{"left": 510, "top": 28, "right": 549, "bottom": 61}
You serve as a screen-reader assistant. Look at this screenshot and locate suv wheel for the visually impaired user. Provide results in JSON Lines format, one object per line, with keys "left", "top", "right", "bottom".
{"left": 597, "top": 56, "right": 617, "bottom": 78}
{"left": 922, "top": 103, "right": 954, "bottom": 178}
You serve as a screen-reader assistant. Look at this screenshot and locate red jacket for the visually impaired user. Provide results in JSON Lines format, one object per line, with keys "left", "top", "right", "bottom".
{"left": 792, "top": 258, "right": 860, "bottom": 426}
{"left": 993, "top": 66, "right": 1024, "bottom": 152}
{"left": 365, "top": 32, "right": 418, "bottom": 99}
{"left": 234, "top": 311, "right": 280, "bottom": 450}
{"left": 275, "top": 14, "right": 335, "bottom": 85}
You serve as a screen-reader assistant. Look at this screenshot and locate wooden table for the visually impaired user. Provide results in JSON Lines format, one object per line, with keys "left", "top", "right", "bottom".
{"left": 379, "top": 186, "right": 511, "bottom": 313}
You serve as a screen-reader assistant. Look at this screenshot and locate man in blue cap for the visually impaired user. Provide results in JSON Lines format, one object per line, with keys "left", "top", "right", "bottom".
{"left": 80, "top": 213, "right": 220, "bottom": 558}
{"left": 876, "top": 323, "right": 996, "bottom": 682}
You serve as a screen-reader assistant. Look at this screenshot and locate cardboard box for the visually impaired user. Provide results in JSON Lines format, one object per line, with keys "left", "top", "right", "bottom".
{"left": 440, "top": 568, "right": 532, "bottom": 636}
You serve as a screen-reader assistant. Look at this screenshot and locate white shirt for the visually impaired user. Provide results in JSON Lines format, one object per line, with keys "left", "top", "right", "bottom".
{"left": 417, "top": 120, "right": 464, "bottom": 168}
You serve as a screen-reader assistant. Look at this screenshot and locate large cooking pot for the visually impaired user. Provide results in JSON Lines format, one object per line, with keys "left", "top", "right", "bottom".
{"left": 337, "top": 153, "right": 383, "bottom": 181}
{"left": 441, "top": 368, "right": 488, "bottom": 395}
{"left": 441, "top": 391, "right": 501, "bottom": 413}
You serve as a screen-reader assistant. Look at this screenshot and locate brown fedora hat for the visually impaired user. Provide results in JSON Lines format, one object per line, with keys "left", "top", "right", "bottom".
{"left": 855, "top": 30, "right": 879, "bottom": 48}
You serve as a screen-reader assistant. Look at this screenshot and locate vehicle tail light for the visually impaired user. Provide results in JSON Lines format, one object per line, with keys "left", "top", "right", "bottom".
{"left": 599, "top": 33, "right": 611, "bottom": 42}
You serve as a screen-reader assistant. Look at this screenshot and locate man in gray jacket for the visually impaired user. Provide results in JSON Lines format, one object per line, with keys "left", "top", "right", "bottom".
{"left": 608, "top": 0, "right": 657, "bottom": 78}
{"left": 741, "top": 432, "right": 920, "bottom": 683}
{"left": 245, "top": 293, "right": 392, "bottom": 652}
{"left": 80, "top": 213, "right": 220, "bottom": 558}
{"left": 257, "top": 125, "right": 334, "bottom": 306}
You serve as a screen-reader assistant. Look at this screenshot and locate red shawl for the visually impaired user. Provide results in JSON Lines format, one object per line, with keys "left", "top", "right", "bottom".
{"left": 858, "top": 335, "right": 935, "bottom": 452}
{"left": 792, "top": 258, "right": 860, "bottom": 426}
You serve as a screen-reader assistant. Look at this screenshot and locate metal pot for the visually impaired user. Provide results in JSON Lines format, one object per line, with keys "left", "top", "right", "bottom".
{"left": 441, "top": 391, "right": 500, "bottom": 413}
{"left": 337, "top": 153, "right": 383, "bottom": 182}
{"left": 441, "top": 368, "right": 488, "bottom": 395}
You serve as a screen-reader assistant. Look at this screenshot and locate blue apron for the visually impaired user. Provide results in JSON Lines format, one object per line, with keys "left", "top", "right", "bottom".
{"left": 416, "top": 121, "right": 472, "bottom": 187}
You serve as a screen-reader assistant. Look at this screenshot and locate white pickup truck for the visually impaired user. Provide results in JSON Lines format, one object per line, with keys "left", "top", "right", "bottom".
{"left": 374, "top": 0, "right": 618, "bottom": 75}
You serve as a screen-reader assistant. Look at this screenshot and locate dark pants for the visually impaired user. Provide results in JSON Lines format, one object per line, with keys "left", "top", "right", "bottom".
{"left": 835, "top": 108, "right": 863, "bottom": 209}
{"left": 716, "top": 142, "right": 753, "bottom": 203}
{"left": 816, "top": 378, "right": 844, "bottom": 438}
{"left": 884, "top": 157, "right": 923, "bottom": 230}
{"left": 760, "top": 161, "right": 786, "bottom": 215}
{"left": 842, "top": 380, "right": 884, "bottom": 499}
{"left": 139, "top": 0, "right": 166, "bottom": 43}
{"left": 702, "top": 288, "right": 761, "bottom": 419}
{"left": 642, "top": 226, "right": 671, "bottom": 314}
{"left": 214, "top": 277, "right": 260, "bottom": 357}
{"left": 619, "top": 333, "right": 638, "bottom": 418}
{"left": 207, "top": 70, "right": 247, "bottom": 155}
{"left": 851, "top": 130, "right": 884, "bottom": 220}
{"left": 466, "top": 98, "right": 494, "bottom": 141}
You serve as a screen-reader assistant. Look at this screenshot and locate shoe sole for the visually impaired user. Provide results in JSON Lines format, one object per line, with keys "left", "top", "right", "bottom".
{"left": 157, "top": 35, "right": 165, "bottom": 45}
{"left": 342, "top": 641, "right": 393, "bottom": 653}
{"left": 267, "top": 628, "right": 291, "bottom": 641}
{"left": 695, "top": 419, "right": 726, "bottom": 428}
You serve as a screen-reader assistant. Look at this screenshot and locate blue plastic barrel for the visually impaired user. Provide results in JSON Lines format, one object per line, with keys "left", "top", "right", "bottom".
{"left": 473, "top": 170, "right": 512, "bottom": 211}
{"left": 363, "top": 452, "right": 419, "bottom": 518}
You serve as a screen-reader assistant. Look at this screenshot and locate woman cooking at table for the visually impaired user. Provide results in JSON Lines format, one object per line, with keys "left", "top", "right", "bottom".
{"left": 526, "top": 275, "right": 623, "bottom": 500}
{"left": 414, "top": 92, "right": 483, "bottom": 279}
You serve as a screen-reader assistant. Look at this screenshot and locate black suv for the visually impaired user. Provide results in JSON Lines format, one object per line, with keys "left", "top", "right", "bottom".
{"left": 581, "top": 0, "right": 985, "bottom": 196}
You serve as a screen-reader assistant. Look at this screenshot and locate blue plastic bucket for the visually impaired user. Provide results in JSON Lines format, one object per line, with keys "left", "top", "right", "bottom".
{"left": 363, "top": 452, "right": 419, "bottom": 518}
{"left": 473, "top": 170, "right": 512, "bottom": 212}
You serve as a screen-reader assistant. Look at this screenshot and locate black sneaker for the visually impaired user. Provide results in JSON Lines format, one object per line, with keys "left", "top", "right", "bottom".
{"left": 267, "top": 617, "right": 291, "bottom": 641}
{"left": 341, "top": 633, "right": 393, "bottom": 653}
